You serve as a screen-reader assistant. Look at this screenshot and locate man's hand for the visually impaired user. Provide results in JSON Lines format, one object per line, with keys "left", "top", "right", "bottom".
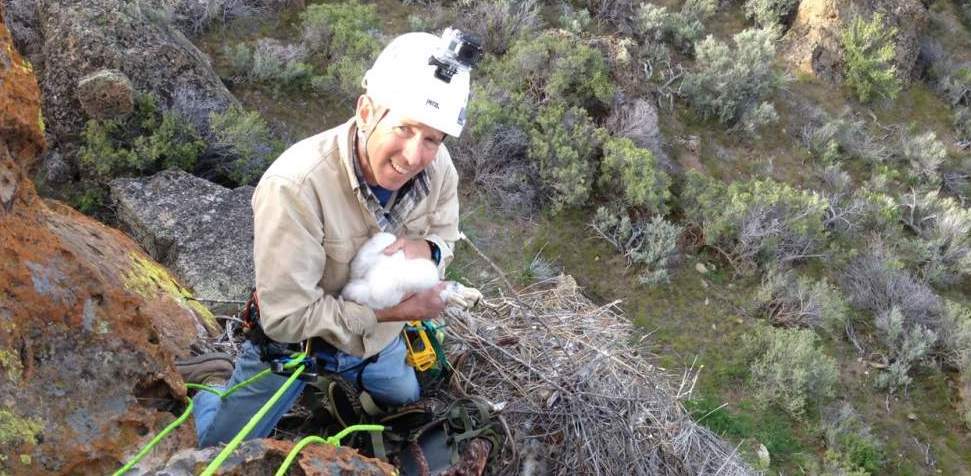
{"left": 382, "top": 236, "right": 432, "bottom": 260}
{"left": 375, "top": 282, "right": 447, "bottom": 322}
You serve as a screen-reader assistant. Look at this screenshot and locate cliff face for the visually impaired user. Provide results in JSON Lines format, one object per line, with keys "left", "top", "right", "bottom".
{"left": 0, "top": 7, "right": 219, "bottom": 473}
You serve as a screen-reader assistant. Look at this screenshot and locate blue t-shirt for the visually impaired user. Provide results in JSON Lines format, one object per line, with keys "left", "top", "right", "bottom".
{"left": 368, "top": 183, "right": 394, "bottom": 208}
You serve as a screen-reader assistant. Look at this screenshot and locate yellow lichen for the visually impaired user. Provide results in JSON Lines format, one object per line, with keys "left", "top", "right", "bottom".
{"left": 37, "top": 110, "right": 44, "bottom": 134}
{"left": 0, "top": 409, "right": 43, "bottom": 447}
{"left": 123, "top": 252, "right": 218, "bottom": 333}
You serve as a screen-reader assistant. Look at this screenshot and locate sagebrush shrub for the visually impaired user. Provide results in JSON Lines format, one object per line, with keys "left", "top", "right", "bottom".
{"left": 223, "top": 39, "right": 311, "bottom": 91}
{"left": 743, "top": 325, "right": 838, "bottom": 419}
{"left": 208, "top": 107, "right": 284, "bottom": 185}
{"left": 635, "top": 0, "right": 717, "bottom": 51}
{"left": 801, "top": 112, "right": 889, "bottom": 164}
{"left": 738, "top": 101, "right": 779, "bottom": 139}
{"left": 682, "top": 27, "right": 782, "bottom": 124}
{"left": 559, "top": 4, "right": 592, "bottom": 35}
{"left": 939, "top": 301, "right": 971, "bottom": 373}
{"left": 899, "top": 190, "right": 971, "bottom": 285}
{"left": 840, "top": 245, "right": 941, "bottom": 330}
{"left": 464, "top": 0, "right": 542, "bottom": 55}
{"left": 744, "top": 0, "right": 798, "bottom": 26}
{"left": 682, "top": 173, "right": 827, "bottom": 272}
{"left": 590, "top": 207, "right": 682, "bottom": 285}
{"left": 598, "top": 136, "right": 671, "bottom": 213}
{"left": 819, "top": 164, "right": 898, "bottom": 235}
{"left": 898, "top": 130, "right": 947, "bottom": 183}
{"left": 841, "top": 13, "right": 901, "bottom": 103}
{"left": 527, "top": 103, "right": 607, "bottom": 210}
{"left": 755, "top": 268, "right": 848, "bottom": 331}
{"left": 956, "top": 106, "right": 971, "bottom": 142}
{"left": 873, "top": 307, "right": 937, "bottom": 393}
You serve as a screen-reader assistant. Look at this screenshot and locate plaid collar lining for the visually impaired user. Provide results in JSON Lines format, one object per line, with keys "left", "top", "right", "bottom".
{"left": 350, "top": 131, "right": 430, "bottom": 233}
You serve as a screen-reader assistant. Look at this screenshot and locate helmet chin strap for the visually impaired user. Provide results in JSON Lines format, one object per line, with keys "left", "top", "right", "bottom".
{"left": 356, "top": 98, "right": 391, "bottom": 187}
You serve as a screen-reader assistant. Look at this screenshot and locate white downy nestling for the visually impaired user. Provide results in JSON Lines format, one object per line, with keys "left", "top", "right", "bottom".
{"left": 341, "top": 232, "right": 482, "bottom": 310}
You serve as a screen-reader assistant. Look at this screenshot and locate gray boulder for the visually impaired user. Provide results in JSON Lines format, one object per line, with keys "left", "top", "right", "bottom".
{"left": 110, "top": 170, "right": 255, "bottom": 314}
{"left": 21, "top": 0, "right": 239, "bottom": 148}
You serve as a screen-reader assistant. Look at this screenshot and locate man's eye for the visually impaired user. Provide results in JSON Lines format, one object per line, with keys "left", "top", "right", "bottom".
{"left": 393, "top": 126, "right": 411, "bottom": 136}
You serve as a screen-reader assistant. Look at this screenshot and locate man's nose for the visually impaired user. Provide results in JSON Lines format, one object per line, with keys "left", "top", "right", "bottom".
{"left": 402, "top": 137, "right": 423, "bottom": 167}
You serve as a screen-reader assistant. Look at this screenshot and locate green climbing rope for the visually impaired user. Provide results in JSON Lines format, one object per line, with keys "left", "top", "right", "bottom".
{"left": 113, "top": 353, "right": 307, "bottom": 476}
{"left": 273, "top": 424, "right": 385, "bottom": 476}
{"left": 199, "top": 353, "right": 307, "bottom": 476}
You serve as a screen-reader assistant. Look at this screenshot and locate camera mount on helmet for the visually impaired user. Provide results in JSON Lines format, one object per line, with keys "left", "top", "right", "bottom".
{"left": 428, "top": 27, "right": 482, "bottom": 83}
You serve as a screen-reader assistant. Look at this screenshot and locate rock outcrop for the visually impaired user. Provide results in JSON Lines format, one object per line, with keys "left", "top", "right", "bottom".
{"left": 12, "top": 0, "right": 239, "bottom": 148}
{"left": 146, "top": 438, "right": 395, "bottom": 475}
{"left": 0, "top": 11, "right": 220, "bottom": 474}
{"left": 111, "top": 170, "right": 256, "bottom": 314}
{"left": 782, "top": 0, "right": 928, "bottom": 84}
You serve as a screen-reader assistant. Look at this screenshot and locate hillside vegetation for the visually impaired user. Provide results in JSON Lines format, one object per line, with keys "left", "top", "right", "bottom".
{"left": 41, "top": 0, "right": 971, "bottom": 473}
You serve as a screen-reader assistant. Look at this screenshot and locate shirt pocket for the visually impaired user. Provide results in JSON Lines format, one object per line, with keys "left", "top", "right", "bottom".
{"left": 322, "top": 239, "right": 356, "bottom": 294}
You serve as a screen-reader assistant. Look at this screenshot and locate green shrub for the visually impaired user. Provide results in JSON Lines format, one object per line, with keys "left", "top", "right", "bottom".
{"left": 682, "top": 27, "right": 782, "bottom": 124}
{"left": 598, "top": 136, "right": 671, "bottom": 212}
{"left": 590, "top": 207, "right": 682, "bottom": 285}
{"left": 209, "top": 107, "right": 284, "bottom": 186}
{"left": 821, "top": 403, "right": 885, "bottom": 474}
{"left": 755, "top": 268, "right": 848, "bottom": 331}
{"left": 635, "top": 0, "right": 717, "bottom": 52}
{"left": 79, "top": 94, "right": 204, "bottom": 181}
{"left": 484, "top": 31, "right": 614, "bottom": 109}
{"left": 744, "top": 0, "right": 798, "bottom": 26}
{"left": 682, "top": 173, "right": 827, "bottom": 272}
{"left": 841, "top": 14, "right": 900, "bottom": 103}
{"left": 300, "top": 0, "right": 381, "bottom": 101}
{"left": 527, "top": 103, "right": 607, "bottom": 210}
{"left": 743, "top": 325, "right": 838, "bottom": 419}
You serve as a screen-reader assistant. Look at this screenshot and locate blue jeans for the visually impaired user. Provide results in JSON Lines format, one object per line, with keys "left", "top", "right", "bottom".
{"left": 192, "top": 335, "right": 419, "bottom": 447}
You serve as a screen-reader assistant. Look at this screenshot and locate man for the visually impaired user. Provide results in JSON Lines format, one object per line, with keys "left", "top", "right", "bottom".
{"left": 182, "top": 30, "right": 477, "bottom": 447}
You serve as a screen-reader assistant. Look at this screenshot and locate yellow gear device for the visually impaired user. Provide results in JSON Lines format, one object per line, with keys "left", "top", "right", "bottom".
{"left": 403, "top": 320, "right": 437, "bottom": 371}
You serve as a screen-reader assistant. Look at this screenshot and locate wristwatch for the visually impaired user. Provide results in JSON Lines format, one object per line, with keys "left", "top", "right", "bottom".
{"left": 426, "top": 240, "right": 441, "bottom": 265}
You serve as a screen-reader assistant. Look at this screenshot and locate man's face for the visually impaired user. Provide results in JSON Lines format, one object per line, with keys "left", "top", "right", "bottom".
{"left": 359, "top": 105, "right": 446, "bottom": 191}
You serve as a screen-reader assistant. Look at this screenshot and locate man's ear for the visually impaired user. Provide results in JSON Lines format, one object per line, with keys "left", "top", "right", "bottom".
{"left": 355, "top": 95, "right": 373, "bottom": 131}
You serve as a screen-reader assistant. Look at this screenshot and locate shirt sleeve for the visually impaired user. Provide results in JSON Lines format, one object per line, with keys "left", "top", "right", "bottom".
{"left": 251, "top": 175, "right": 377, "bottom": 345}
{"left": 424, "top": 150, "right": 461, "bottom": 276}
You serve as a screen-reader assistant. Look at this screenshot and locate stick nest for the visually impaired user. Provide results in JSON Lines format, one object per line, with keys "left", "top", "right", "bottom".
{"left": 438, "top": 274, "right": 752, "bottom": 475}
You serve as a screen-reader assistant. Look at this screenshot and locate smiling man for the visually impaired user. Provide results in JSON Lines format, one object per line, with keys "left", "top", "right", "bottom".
{"left": 184, "top": 30, "right": 479, "bottom": 447}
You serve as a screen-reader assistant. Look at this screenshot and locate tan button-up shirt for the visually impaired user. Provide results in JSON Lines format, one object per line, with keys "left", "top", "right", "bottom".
{"left": 252, "top": 119, "right": 460, "bottom": 358}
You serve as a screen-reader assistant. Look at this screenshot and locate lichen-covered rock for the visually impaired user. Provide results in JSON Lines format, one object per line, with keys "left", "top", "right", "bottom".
{"left": 111, "top": 170, "right": 256, "bottom": 313}
{"left": 77, "top": 69, "right": 135, "bottom": 120}
{"left": 145, "top": 438, "right": 395, "bottom": 475}
{"left": 782, "top": 0, "right": 928, "bottom": 84}
{"left": 0, "top": 12, "right": 218, "bottom": 474}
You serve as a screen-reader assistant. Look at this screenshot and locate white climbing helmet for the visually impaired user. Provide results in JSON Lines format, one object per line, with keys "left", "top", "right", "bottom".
{"left": 362, "top": 29, "right": 479, "bottom": 138}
